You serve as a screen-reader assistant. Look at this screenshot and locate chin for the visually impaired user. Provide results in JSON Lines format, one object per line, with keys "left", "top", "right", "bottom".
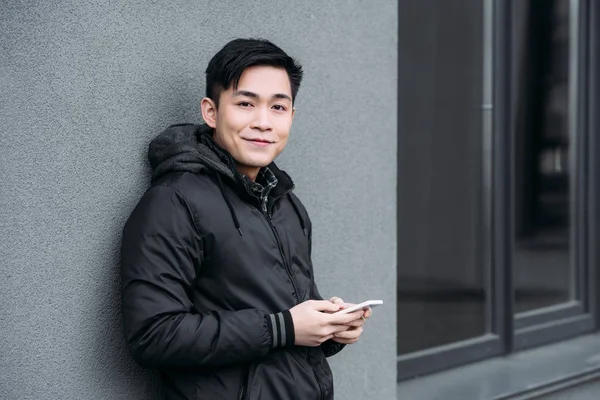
{"left": 251, "top": 161, "right": 273, "bottom": 168}
{"left": 244, "top": 156, "right": 276, "bottom": 167}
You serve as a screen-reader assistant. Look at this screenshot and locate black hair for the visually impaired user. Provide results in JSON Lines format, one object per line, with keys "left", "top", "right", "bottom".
{"left": 205, "top": 38, "right": 303, "bottom": 106}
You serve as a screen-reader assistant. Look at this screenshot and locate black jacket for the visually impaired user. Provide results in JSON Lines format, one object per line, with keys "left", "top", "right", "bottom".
{"left": 121, "top": 124, "right": 344, "bottom": 400}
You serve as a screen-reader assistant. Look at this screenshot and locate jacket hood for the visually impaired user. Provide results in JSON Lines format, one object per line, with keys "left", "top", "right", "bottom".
{"left": 147, "top": 123, "right": 303, "bottom": 236}
{"left": 148, "top": 123, "right": 235, "bottom": 183}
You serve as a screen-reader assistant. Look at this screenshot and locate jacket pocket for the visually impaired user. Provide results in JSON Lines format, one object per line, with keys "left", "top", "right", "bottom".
{"left": 237, "top": 363, "right": 255, "bottom": 400}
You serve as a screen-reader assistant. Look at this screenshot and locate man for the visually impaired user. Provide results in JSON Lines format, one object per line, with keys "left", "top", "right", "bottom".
{"left": 120, "top": 38, "right": 370, "bottom": 400}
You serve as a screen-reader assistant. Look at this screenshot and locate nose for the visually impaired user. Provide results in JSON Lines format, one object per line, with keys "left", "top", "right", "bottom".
{"left": 250, "top": 106, "right": 273, "bottom": 132}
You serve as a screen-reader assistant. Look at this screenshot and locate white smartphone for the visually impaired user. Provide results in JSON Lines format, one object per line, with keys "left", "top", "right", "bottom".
{"left": 334, "top": 300, "right": 383, "bottom": 314}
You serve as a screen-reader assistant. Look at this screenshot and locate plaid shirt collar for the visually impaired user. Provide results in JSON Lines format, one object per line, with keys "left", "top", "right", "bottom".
{"left": 246, "top": 167, "right": 279, "bottom": 213}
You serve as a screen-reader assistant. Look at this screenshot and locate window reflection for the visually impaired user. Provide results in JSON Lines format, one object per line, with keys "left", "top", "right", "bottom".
{"left": 513, "top": 0, "right": 573, "bottom": 313}
{"left": 397, "top": 0, "right": 488, "bottom": 355}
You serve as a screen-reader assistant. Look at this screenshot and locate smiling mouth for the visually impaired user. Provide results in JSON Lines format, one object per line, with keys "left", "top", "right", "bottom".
{"left": 244, "top": 138, "right": 274, "bottom": 144}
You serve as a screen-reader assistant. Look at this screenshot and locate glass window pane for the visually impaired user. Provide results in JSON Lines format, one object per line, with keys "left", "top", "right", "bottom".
{"left": 397, "top": 0, "right": 490, "bottom": 355}
{"left": 512, "top": 0, "right": 576, "bottom": 314}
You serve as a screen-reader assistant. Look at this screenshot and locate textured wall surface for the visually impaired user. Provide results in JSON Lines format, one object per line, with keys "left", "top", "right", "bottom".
{"left": 0, "top": 1, "right": 397, "bottom": 399}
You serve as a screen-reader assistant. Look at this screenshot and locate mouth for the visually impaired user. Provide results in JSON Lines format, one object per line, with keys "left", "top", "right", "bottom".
{"left": 243, "top": 138, "right": 275, "bottom": 146}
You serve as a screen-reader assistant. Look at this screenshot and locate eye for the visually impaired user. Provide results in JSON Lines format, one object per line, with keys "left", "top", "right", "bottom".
{"left": 272, "top": 104, "right": 287, "bottom": 111}
{"left": 238, "top": 102, "right": 253, "bottom": 107}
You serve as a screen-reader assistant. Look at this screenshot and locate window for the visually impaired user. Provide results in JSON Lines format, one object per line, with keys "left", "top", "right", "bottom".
{"left": 397, "top": 0, "right": 489, "bottom": 356}
{"left": 510, "top": 0, "right": 595, "bottom": 351}
{"left": 397, "top": 0, "right": 596, "bottom": 380}
{"left": 513, "top": 0, "right": 573, "bottom": 315}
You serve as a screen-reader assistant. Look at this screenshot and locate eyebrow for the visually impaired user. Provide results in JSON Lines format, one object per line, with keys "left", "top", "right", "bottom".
{"left": 232, "top": 90, "right": 292, "bottom": 102}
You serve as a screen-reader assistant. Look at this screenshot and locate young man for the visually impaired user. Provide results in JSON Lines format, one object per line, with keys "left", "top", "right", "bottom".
{"left": 120, "top": 38, "right": 370, "bottom": 400}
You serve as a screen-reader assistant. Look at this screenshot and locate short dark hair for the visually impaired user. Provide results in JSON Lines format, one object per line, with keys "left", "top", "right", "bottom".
{"left": 205, "top": 38, "right": 303, "bottom": 106}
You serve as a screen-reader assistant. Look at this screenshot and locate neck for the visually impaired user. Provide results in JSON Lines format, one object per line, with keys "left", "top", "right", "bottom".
{"left": 236, "top": 164, "right": 260, "bottom": 181}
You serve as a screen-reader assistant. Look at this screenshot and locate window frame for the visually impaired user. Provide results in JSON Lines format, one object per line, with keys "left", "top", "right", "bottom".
{"left": 396, "top": 0, "right": 599, "bottom": 382}
{"left": 511, "top": 0, "right": 595, "bottom": 346}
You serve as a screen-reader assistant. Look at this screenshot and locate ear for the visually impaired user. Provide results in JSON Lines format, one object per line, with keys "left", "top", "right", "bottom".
{"left": 200, "top": 97, "right": 218, "bottom": 128}
{"left": 292, "top": 107, "right": 296, "bottom": 119}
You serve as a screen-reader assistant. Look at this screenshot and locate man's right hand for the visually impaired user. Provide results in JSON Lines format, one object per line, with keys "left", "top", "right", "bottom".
{"left": 289, "top": 300, "right": 365, "bottom": 347}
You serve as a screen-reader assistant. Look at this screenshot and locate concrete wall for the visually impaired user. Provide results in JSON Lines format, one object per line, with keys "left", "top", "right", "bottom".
{"left": 0, "top": 1, "right": 397, "bottom": 399}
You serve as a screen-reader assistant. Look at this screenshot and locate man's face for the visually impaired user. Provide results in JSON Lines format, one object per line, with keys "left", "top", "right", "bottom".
{"left": 202, "top": 65, "right": 295, "bottom": 178}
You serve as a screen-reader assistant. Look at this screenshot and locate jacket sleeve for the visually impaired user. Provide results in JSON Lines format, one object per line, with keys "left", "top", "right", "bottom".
{"left": 121, "top": 185, "right": 282, "bottom": 369}
{"left": 306, "top": 211, "right": 346, "bottom": 358}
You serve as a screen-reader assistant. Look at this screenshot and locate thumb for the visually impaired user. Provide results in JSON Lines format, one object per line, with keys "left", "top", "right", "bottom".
{"left": 329, "top": 296, "right": 345, "bottom": 305}
{"left": 312, "top": 300, "right": 341, "bottom": 312}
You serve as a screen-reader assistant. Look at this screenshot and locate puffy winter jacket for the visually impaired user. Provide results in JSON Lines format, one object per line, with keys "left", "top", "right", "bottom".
{"left": 120, "top": 123, "right": 344, "bottom": 400}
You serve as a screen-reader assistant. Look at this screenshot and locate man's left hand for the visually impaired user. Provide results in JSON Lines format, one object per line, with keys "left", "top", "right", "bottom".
{"left": 328, "top": 297, "right": 371, "bottom": 344}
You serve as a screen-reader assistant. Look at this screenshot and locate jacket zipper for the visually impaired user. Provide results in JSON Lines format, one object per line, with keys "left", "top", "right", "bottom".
{"left": 307, "top": 349, "right": 326, "bottom": 400}
{"left": 267, "top": 194, "right": 324, "bottom": 398}
{"left": 238, "top": 363, "right": 255, "bottom": 400}
{"left": 242, "top": 182, "right": 301, "bottom": 303}
{"left": 261, "top": 194, "right": 323, "bottom": 398}
{"left": 263, "top": 194, "right": 300, "bottom": 303}
{"left": 318, "top": 372, "right": 325, "bottom": 400}
{"left": 265, "top": 214, "right": 300, "bottom": 303}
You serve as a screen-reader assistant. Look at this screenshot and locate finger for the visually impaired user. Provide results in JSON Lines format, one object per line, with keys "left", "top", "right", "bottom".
{"left": 334, "top": 327, "right": 363, "bottom": 340}
{"left": 334, "top": 310, "right": 364, "bottom": 324}
{"left": 332, "top": 337, "right": 359, "bottom": 345}
{"left": 363, "top": 308, "right": 373, "bottom": 319}
{"left": 324, "top": 324, "right": 351, "bottom": 336}
{"left": 327, "top": 310, "right": 364, "bottom": 325}
{"left": 318, "top": 334, "right": 334, "bottom": 344}
{"left": 344, "top": 318, "right": 365, "bottom": 328}
{"left": 312, "top": 300, "right": 341, "bottom": 313}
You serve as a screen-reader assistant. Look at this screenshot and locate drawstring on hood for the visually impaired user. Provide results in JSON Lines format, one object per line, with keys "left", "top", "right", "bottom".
{"left": 215, "top": 172, "right": 243, "bottom": 235}
{"left": 148, "top": 123, "right": 306, "bottom": 235}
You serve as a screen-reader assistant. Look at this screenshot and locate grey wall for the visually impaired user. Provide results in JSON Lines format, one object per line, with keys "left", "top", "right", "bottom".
{"left": 0, "top": 1, "right": 397, "bottom": 399}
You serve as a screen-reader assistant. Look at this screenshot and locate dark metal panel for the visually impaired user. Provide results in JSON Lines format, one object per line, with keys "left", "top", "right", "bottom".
{"left": 574, "top": 0, "right": 590, "bottom": 311}
{"left": 587, "top": 0, "right": 600, "bottom": 329}
{"left": 397, "top": 335, "right": 502, "bottom": 381}
{"left": 514, "top": 314, "right": 594, "bottom": 350}
{"left": 515, "top": 301, "right": 584, "bottom": 329}
{"left": 493, "top": 0, "right": 514, "bottom": 351}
